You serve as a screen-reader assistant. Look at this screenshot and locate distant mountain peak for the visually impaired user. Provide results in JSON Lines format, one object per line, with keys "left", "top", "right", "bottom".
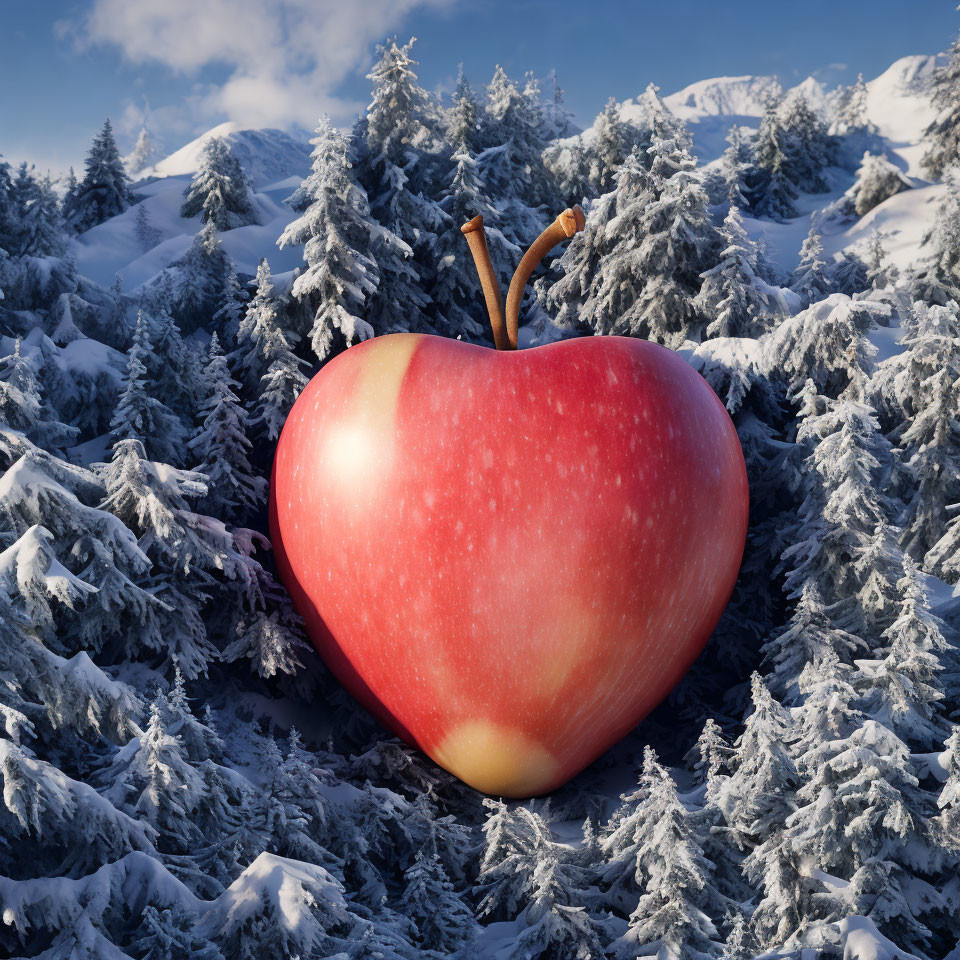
{"left": 136, "top": 124, "right": 312, "bottom": 188}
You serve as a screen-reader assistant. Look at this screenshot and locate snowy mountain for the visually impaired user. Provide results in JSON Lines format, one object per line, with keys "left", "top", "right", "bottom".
{"left": 137, "top": 121, "right": 311, "bottom": 187}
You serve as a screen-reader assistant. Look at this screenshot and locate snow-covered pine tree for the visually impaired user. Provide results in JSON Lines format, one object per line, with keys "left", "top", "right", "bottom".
{"left": 768, "top": 294, "right": 882, "bottom": 396}
{"left": 433, "top": 142, "right": 518, "bottom": 340}
{"left": 399, "top": 849, "right": 476, "bottom": 953}
{"left": 63, "top": 119, "right": 133, "bottom": 232}
{"left": 857, "top": 557, "right": 952, "bottom": 750}
{"left": 187, "top": 333, "right": 266, "bottom": 522}
{"left": 923, "top": 27, "right": 960, "bottom": 179}
{"left": 790, "top": 225, "right": 832, "bottom": 307}
{"left": 181, "top": 136, "right": 259, "bottom": 230}
{"left": 752, "top": 96, "right": 798, "bottom": 221}
{"left": 723, "top": 125, "right": 755, "bottom": 210}
{"left": 837, "top": 73, "right": 870, "bottom": 136}
{"left": 540, "top": 150, "right": 649, "bottom": 338}
{"left": 592, "top": 97, "right": 634, "bottom": 192}
{"left": 195, "top": 853, "right": 354, "bottom": 960}
{"left": 696, "top": 205, "right": 775, "bottom": 338}
{"left": 716, "top": 673, "right": 797, "bottom": 853}
{"left": 851, "top": 152, "right": 912, "bottom": 216}
{"left": 96, "top": 436, "right": 230, "bottom": 678}
{"left": 897, "top": 362, "right": 960, "bottom": 562}
{"left": 866, "top": 229, "right": 897, "bottom": 289}
{"left": 778, "top": 374, "right": 897, "bottom": 624}
{"left": 936, "top": 724, "right": 960, "bottom": 859}
{"left": 829, "top": 247, "right": 869, "bottom": 296}
{"left": 135, "top": 202, "right": 163, "bottom": 251}
{"left": 916, "top": 165, "right": 960, "bottom": 305}
{"left": 97, "top": 695, "right": 206, "bottom": 856}
{"left": 145, "top": 305, "right": 203, "bottom": 425}
{"left": 161, "top": 220, "right": 234, "bottom": 332}
{"left": 481, "top": 64, "right": 554, "bottom": 213}
{"left": 786, "top": 716, "right": 944, "bottom": 954}
{"left": 0, "top": 338, "right": 78, "bottom": 456}
{"left": 779, "top": 91, "right": 831, "bottom": 193}
{"left": 110, "top": 311, "right": 186, "bottom": 466}
{"left": 131, "top": 904, "right": 225, "bottom": 960}
{"left": 17, "top": 174, "right": 67, "bottom": 258}
{"left": 124, "top": 124, "right": 159, "bottom": 178}
{"left": 632, "top": 133, "right": 718, "bottom": 344}
{"left": 278, "top": 118, "right": 379, "bottom": 360}
{"left": 446, "top": 67, "right": 479, "bottom": 150}
{"left": 609, "top": 747, "right": 728, "bottom": 960}
{"left": 541, "top": 69, "right": 578, "bottom": 140}
{"left": 744, "top": 653, "right": 858, "bottom": 947}
{"left": 354, "top": 38, "right": 442, "bottom": 336}
{"left": 509, "top": 840, "right": 603, "bottom": 960}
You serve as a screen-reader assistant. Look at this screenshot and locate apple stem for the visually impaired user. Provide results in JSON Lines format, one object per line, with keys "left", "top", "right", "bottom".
{"left": 504, "top": 206, "right": 586, "bottom": 350}
{"left": 461, "top": 215, "right": 511, "bottom": 350}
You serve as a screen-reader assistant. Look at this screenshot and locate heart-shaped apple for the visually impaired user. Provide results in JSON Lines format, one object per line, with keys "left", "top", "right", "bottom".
{"left": 270, "top": 210, "right": 748, "bottom": 797}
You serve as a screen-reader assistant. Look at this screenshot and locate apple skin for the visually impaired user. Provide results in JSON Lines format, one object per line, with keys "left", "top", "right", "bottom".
{"left": 270, "top": 332, "right": 748, "bottom": 798}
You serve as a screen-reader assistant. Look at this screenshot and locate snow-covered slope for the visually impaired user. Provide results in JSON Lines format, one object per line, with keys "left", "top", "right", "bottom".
{"left": 864, "top": 54, "right": 943, "bottom": 175}
{"left": 663, "top": 75, "right": 780, "bottom": 123}
{"left": 137, "top": 121, "right": 311, "bottom": 188}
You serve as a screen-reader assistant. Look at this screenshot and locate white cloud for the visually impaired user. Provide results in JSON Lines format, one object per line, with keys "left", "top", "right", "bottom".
{"left": 60, "top": 0, "right": 457, "bottom": 132}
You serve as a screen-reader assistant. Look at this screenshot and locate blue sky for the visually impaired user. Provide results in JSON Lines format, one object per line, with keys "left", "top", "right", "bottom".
{"left": 2, "top": 0, "right": 957, "bottom": 177}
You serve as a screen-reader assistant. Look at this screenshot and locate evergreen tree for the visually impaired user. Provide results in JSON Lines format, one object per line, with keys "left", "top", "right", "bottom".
{"left": 541, "top": 69, "right": 578, "bottom": 140}
{"left": 161, "top": 220, "right": 234, "bottom": 332}
{"left": 917, "top": 166, "right": 960, "bottom": 305}
{"left": 433, "top": 143, "right": 517, "bottom": 340}
{"left": 63, "top": 119, "right": 133, "bottom": 231}
{"left": 696, "top": 205, "right": 775, "bottom": 338}
{"left": 125, "top": 125, "right": 159, "bottom": 177}
{"left": 723, "top": 125, "right": 755, "bottom": 210}
{"left": 923, "top": 28, "right": 960, "bottom": 179}
{"left": 445, "top": 67, "right": 479, "bottom": 150}
{"left": 716, "top": 674, "right": 797, "bottom": 853}
{"left": 779, "top": 92, "right": 831, "bottom": 193}
{"left": 110, "top": 311, "right": 186, "bottom": 466}
{"left": 482, "top": 64, "right": 553, "bottom": 211}
{"left": 181, "top": 136, "right": 259, "bottom": 230}
{"left": 510, "top": 843, "right": 603, "bottom": 960}
{"left": 752, "top": 97, "right": 798, "bottom": 221}
{"left": 97, "top": 696, "right": 206, "bottom": 854}
{"left": 632, "top": 134, "right": 717, "bottom": 344}
{"left": 145, "top": 304, "right": 203, "bottom": 424}
{"left": 858, "top": 558, "right": 952, "bottom": 750}
{"left": 131, "top": 904, "right": 225, "bottom": 960}
{"left": 278, "top": 118, "right": 380, "bottom": 360}
{"left": 0, "top": 338, "right": 78, "bottom": 455}
{"left": 838, "top": 73, "right": 870, "bottom": 135}
{"left": 135, "top": 202, "right": 163, "bottom": 250}
{"left": 188, "top": 333, "right": 266, "bottom": 522}
{"left": 541, "top": 152, "right": 647, "bottom": 338}
{"left": 898, "top": 362, "right": 960, "bottom": 562}
{"left": 592, "top": 97, "right": 634, "bottom": 192}
{"left": 768, "top": 295, "right": 880, "bottom": 396}
{"left": 851, "top": 152, "right": 912, "bottom": 216}
{"left": 97, "top": 437, "right": 231, "bottom": 677}
{"left": 790, "top": 225, "right": 831, "bottom": 307}
{"left": 399, "top": 849, "right": 475, "bottom": 953}
{"left": 354, "top": 38, "right": 442, "bottom": 336}
{"left": 17, "top": 174, "right": 67, "bottom": 258}
{"left": 610, "top": 747, "right": 728, "bottom": 960}
{"left": 866, "top": 229, "right": 897, "bottom": 289}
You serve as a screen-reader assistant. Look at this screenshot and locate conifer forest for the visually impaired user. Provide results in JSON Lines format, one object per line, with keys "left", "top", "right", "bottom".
{"left": 3, "top": 14, "right": 960, "bottom": 960}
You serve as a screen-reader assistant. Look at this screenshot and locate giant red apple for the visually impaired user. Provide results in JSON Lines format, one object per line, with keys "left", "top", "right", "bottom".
{"left": 269, "top": 330, "right": 749, "bottom": 798}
